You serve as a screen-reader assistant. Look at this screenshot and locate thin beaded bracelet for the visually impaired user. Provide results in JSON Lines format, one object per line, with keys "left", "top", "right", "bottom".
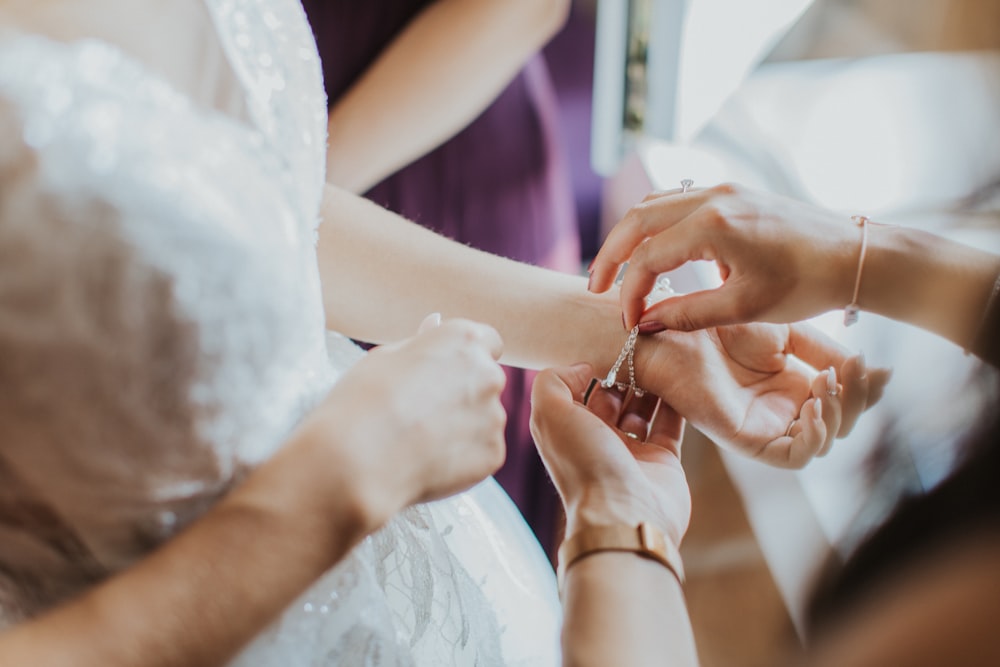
{"left": 600, "top": 325, "right": 644, "bottom": 396}
{"left": 844, "top": 215, "right": 870, "bottom": 326}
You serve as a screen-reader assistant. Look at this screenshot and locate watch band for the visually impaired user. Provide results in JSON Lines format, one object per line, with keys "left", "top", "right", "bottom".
{"left": 557, "top": 522, "right": 685, "bottom": 588}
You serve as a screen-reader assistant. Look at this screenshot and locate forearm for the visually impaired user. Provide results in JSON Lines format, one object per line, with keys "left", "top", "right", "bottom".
{"left": 325, "top": 0, "right": 569, "bottom": 193}
{"left": 561, "top": 555, "right": 698, "bottom": 667}
{"left": 859, "top": 224, "right": 1000, "bottom": 348}
{"left": 318, "top": 185, "right": 624, "bottom": 371}
{"left": 0, "top": 429, "right": 370, "bottom": 667}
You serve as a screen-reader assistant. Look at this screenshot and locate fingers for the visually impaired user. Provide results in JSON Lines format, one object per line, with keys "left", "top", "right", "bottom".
{"left": 589, "top": 189, "right": 713, "bottom": 295}
{"left": 786, "top": 326, "right": 893, "bottom": 439}
{"left": 466, "top": 321, "right": 504, "bottom": 361}
{"left": 433, "top": 318, "right": 504, "bottom": 361}
{"left": 645, "top": 400, "right": 685, "bottom": 457}
{"left": 534, "top": 363, "right": 594, "bottom": 407}
{"left": 865, "top": 367, "right": 892, "bottom": 409}
{"left": 759, "top": 396, "right": 826, "bottom": 469}
{"left": 812, "top": 367, "right": 843, "bottom": 457}
{"left": 617, "top": 391, "right": 660, "bottom": 440}
{"left": 757, "top": 365, "right": 847, "bottom": 468}
{"left": 586, "top": 383, "right": 628, "bottom": 426}
{"left": 836, "top": 354, "right": 869, "bottom": 438}
{"left": 615, "top": 211, "right": 718, "bottom": 329}
{"left": 635, "top": 285, "right": 747, "bottom": 333}
{"left": 786, "top": 323, "right": 853, "bottom": 372}
{"left": 790, "top": 397, "right": 828, "bottom": 466}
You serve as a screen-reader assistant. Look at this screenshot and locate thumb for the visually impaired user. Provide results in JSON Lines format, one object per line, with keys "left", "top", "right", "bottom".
{"left": 639, "top": 287, "right": 743, "bottom": 332}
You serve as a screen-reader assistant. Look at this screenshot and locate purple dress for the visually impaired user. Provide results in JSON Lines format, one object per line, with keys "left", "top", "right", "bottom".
{"left": 302, "top": 0, "right": 580, "bottom": 554}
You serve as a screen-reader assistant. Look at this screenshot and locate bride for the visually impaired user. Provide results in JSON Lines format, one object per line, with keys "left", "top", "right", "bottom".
{"left": 0, "top": 0, "right": 883, "bottom": 664}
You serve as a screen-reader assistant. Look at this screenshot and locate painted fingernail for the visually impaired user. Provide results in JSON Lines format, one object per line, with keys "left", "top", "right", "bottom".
{"left": 637, "top": 321, "right": 668, "bottom": 335}
{"left": 587, "top": 258, "right": 596, "bottom": 273}
{"left": 587, "top": 271, "right": 595, "bottom": 292}
{"left": 826, "top": 366, "right": 838, "bottom": 396}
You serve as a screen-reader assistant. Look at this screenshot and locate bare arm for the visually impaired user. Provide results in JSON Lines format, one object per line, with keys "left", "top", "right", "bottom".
{"left": 0, "top": 423, "right": 369, "bottom": 667}
{"left": 529, "top": 364, "right": 700, "bottom": 667}
{"left": 0, "top": 321, "right": 507, "bottom": 667}
{"left": 561, "top": 556, "right": 696, "bottom": 667}
{"left": 317, "top": 184, "right": 623, "bottom": 371}
{"left": 592, "top": 184, "right": 1000, "bottom": 350}
{"left": 324, "top": 0, "right": 570, "bottom": 192}
{"left": 317, "top": 184, "right": 889, "bottom": 466}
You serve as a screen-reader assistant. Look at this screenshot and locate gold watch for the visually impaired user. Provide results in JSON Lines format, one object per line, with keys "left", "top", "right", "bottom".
{"left": 557, "top": 522, "right": 684, "bottom": 588}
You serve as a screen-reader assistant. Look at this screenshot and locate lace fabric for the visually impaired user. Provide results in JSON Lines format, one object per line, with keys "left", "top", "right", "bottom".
{"left": 0, "top": 1, "right": 560, "bottom": 664}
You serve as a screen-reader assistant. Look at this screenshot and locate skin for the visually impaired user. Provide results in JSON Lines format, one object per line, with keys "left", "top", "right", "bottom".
{"left": 590, "top": 183, "right": 1000, "bottom": 348}
{"left": 324, "top": 0, "right": 571, "bottom": 193}
{"left": 530, "top": 364, "right": 843, "bottom": 666}
{"left": 530, "top": 363, "right": 700, "bottom": 667}
{"left": 534, "top": 363, "right": 1000, "bottom": 667}
{"left": 0, "top": 6, "right": 893, "bottom": 665}
{"left": 317, "top": 185, "right": 888, "bottom": 466}
{"left": 0, "top": 318, "right": 508, "bottom": 667}
{"left": 582, "top": 181, "right": 1000, "bottom": 665}
{"left": 2, "top": 0, "right": 887, "bottom": 467}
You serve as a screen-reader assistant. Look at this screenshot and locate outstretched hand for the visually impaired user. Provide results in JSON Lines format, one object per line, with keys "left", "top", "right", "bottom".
{"left": 638, "top": 321, "right": 890, "bottom": 468}
{"left": 589, "top": 183, "right": 861, "bottom": 331}
{"left": 530, "top": 363, "right": 690, "bottom": 546}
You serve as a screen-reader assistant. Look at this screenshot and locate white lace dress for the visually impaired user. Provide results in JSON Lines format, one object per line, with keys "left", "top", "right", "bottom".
{"left": 0, "top": 1, "right": 560, "bottom": 664}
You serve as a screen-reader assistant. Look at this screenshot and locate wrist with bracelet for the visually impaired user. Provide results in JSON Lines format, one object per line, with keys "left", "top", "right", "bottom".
{"left": 557, "top": 521, "right": 685, "bottom": 591}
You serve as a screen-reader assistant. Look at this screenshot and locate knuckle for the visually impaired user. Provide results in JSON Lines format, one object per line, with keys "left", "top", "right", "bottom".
{"left": 731, "top": 297, "right": 756, "bottom": 322}
{"left": 641, "top": 190, "right": 662, "bottom": 203}
{"left": 703, "top": 203, "right": 730, "bottom": 231}
{"left": 673, "top": 308, "right": 699, "bottom": 332}
{"left": 461, "top": 324, "right": 481, "bottom": 344}
{"left": 634, "top": 206, "right": 660, "bottom": 237}
{"left": 620, "top": 205, "right": 643, "bottom": 234}
{"left": 487, "top": 427, "right": 506, "bottom": 468}
{"left": 630, "top": 239, "right": 652, "bottom": 267}
{"left": 712, "top": 182, "right": 741, "bottom": 198}
{"left": 488, "top": 364, "right": 507, "bottom": 393}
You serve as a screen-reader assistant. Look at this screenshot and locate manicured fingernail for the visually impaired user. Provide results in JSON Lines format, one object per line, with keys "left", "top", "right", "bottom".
{"left": 637, "top": 321, "right": 667, "bottom": 335}
{"left": 814, "top": 398, "right": 823, "bottom": 420}
{"left": 418, "top": 312, "right": 442, "bottom": 333}
{"left": 826, "top": 366, "right": 838, "bottom": 396}
{"left": 587, "top": 258, "right": 596, "bottom": 273}
{"left": 587, "top": 272, "right": 595, "bottom": 292}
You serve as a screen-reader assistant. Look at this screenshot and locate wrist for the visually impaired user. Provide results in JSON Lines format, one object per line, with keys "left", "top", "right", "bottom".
{"left": 863, "top": 224, "right": 1000, "bottom": 345}
{"left": 289, "top": 397, "right": 409, "bottom": 537}
{"left": 222, "top": 422, "right": 375, "bottom": 569}
{"left": 567, "top": 286, "right": 631, "bottom": 372}
{"left": 566, "top": 487, "right": 682, "bottom": 549}
{"left": 558, "top": 521, "right": 686, "bottom": 588}
{"left": 823, "top": 213, "right": 869, "bottom": 311}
